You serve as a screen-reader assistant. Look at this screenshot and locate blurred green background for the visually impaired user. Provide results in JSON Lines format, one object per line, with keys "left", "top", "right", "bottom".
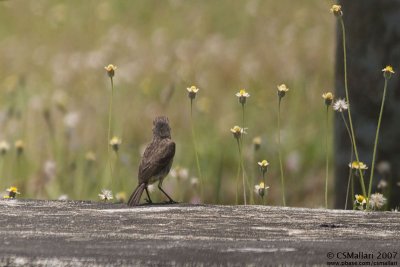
{"left": 0, "top": 0, "right": 335, "bottom": 207}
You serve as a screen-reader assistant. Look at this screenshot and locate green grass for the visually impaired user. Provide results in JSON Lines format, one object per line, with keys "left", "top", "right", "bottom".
{"left": 0, "top": 0, "right": 335, "bottom": 207}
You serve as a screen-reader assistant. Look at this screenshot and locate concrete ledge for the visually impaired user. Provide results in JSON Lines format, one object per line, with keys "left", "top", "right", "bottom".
{"left": 0, "top": 200, "right": 399, "bottom": 266}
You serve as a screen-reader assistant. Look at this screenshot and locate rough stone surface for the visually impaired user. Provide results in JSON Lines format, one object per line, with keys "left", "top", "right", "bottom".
{"left": 0, "top": 200, "right": 399, "bottom": 266}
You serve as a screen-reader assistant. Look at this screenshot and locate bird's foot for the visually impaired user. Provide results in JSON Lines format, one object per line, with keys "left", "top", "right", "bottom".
{"left": 145, "top": 198, "right": 153, "bottom": 204}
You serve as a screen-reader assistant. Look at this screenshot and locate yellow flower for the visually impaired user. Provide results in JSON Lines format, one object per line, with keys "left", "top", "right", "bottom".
{"left": 5, "top": 186, "right": 21, "bottom": 199}
{"left": 252, "top": 136, "right": 262, "bottom": 151}
{"left": 235, "top": 89, "right": 250, "bottom": 104}
{"left": 382, "top": 65, "right": 395, "bottom": 74}
{"left": 85, "top": 151, "right": 96, "bottom": 162}
{"left": 277, "top": 84, "right": 289, "bottom": 98}
{"left": 258, "top": 160, "right": 269, "bottom": 167}
{"left": 348, "top": 161, "right": 368, "bottom": 170}
{"left": 349, "top": 161, "right": 368, "bottom": 177}
{"left": 109, "top": 136, "right": 122, "bottom": 152}
{"left": 258, "top": 159, "right": 269, "bottom": 174}
{"left": 230, "top": 126, "right": 244, "bottom": 139}
{"left": 330, "top": 5, "right": 343, "bottom": 17}
{"left": 7, "top": 186, "right": 20, "bottom": 193}
{"left": 254, "top": 182, "right": 269, "bottom": 198}
{"left": 322, "top": 92, "right": 334, "bottom": 106}
{"left": 187, "top": 85, "right": 199, "bottom": 100}
{"left": 115, "top": 192, "right": 127, "bottom": 203}
{"left": 104, "top": 64, "right": 117, "bottom": 78}
{"left": 236, "top": 89, "right": 250, "bottom": 98}
{"left": 382, "top": 65, "right": 395, "bottom": 79}
{"left": 230, "top": 125, "right": 242, "bottom": 133}
{"left": 14, "top": 140, "right": 24, "bottom": 155}
{"left": 0, "top": 141, "right": 10, "bottom": 155}
{"left": 355, "top": 194, "right": 366, "bottom": 206}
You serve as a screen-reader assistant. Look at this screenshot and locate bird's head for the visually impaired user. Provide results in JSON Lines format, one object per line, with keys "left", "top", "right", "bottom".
{"left": 153, "top": 116, "right": 171, "bottom": 138}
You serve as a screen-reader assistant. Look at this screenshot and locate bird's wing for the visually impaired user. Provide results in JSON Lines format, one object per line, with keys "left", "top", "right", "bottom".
{"left": 138, "top": 139, "right": 175, "bottom": 183}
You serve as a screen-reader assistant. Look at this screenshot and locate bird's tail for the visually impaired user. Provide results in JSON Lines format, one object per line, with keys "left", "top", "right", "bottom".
{"left": 127, "top": 183, "right": 146, "bottom": 206}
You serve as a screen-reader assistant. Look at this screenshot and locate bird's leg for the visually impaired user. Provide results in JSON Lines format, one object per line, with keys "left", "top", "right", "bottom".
{"left": 145, "top": 187, "right": 153, "bottom": 204}
{"left": 158, "top": 182, "right": 177, "bottom": 204}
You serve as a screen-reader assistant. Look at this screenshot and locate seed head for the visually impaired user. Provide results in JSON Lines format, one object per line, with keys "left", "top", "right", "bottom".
{"left": 98, "top": 189, "right": 113, "bottom": 201}
{"left": 369, "top": 193, "right": 387, "bottom": 210}
{"left": 333, "top": 99, "right": 348, "bottom": 112}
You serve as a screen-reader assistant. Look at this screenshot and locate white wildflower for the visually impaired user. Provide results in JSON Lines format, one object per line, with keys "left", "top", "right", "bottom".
{"left": 369, "top": 193, "right": 387, "bottom": 210}
{"left": 333, "top": 99, "right": 348, "bottom": 112}
{"left": 98, "top": 189, "right": 113, "bottom": 201}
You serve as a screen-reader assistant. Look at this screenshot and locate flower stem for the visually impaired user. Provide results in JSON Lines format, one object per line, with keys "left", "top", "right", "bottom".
{"left": 325, "top": 106, "right": 329, "bottom": 209}
{"left": 107, "top": 77, "right": 114, "bottom": 187}
{"left": 238, "top": 137, "right": 246, "bottom": 205}
{"left": 368, "top": 78, "right": 388, "bottom": 200}
{"left": 341, "top": 112, "right": 354, "bottom": 210}
{"left": 0, "top": 157, "right": 4, "bottom": 188}
{"left": 262, "top": 171, "right": 266, "bottom": 206}
{"left": 278, "top": 97, "right": 286, "bottom": 206}
{"left": 351, "top": 172, "right": 355, "bottom": 210}
{"left": 340, "top": 18, "right": 367, "bottom": 197}
{"left": 241, "top": 104, "right": 252, "bottom": 204}
{"left": 235, "top": 141, "right": 240, "bottom": 205}
{"left": 242, "top": 104, "right": 245, "bottom": 129}
{"left": 108, "top": 77, "right": 114, "bottom": 155}
{"left": 235, "top": 138, "right": 246, "bottom": 205}
{"left": 345, "top": 168, "right": 351, "bottom": 210}
{"left": 190, "top": 99, "right": 204, "bottom": 202}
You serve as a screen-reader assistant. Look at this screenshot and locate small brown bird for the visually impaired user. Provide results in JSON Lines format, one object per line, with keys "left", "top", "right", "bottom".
{"left": 127, "top": 116, "right": 176, "bottom": 206}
